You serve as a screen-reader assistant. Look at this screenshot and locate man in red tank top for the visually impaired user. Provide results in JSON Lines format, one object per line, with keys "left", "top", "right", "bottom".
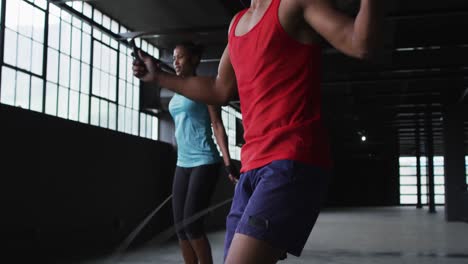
{"left": 134, "top": 0, "right": 381, "bottom": 263}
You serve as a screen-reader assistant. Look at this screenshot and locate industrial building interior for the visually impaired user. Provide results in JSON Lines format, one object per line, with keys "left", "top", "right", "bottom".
{"left": 0, "top": 0, "right": 467, "bottom": 263}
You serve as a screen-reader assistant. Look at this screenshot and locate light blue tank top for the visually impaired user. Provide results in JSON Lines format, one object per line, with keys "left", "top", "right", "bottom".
{"left": 168, "top": 93, "right": 221, "bottom": 167}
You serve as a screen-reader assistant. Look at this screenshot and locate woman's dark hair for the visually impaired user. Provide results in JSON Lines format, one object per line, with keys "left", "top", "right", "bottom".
{"left": 175, "top": 41, "right": 204, "bottom": 66}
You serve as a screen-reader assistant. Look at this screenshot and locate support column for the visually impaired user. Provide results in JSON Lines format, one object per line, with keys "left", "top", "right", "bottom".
{"left": 416, "top": 118, "right": 423, "bottom": 209}
{"left": 425, "top": 108, "right": 436, "bottom": 213}
{"left": 443, "top": 104, "right": 468, "bottom": 221}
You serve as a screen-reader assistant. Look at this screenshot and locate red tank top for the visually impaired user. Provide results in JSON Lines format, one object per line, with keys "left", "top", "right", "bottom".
{"left": 229, "top": 0, "right": 332, "bottom": 172}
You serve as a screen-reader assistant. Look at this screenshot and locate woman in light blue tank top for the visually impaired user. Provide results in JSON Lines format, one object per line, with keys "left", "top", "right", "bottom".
{"left": 168, "top": 42, "right": 238, "bottom": 264}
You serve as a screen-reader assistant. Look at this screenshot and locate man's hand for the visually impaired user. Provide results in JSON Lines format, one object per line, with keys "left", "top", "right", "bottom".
{"left": 132, "top": 50, "right": 161, "bottom": 83}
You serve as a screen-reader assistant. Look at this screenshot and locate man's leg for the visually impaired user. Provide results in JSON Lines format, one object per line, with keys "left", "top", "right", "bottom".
{"left": 224, "top": 171, "right": 254, "bottom": 260}
{"left": 225, "top": 160, "right": 330, "bottom": 262}
{"left": 225, "top": 234, "right": 285, "bottom": 264}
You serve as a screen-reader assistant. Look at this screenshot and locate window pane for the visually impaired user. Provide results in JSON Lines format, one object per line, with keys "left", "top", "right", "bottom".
{"left": 48, "top": 15, "right": 60, "bottom": 49}
{"left": 400, "top": 186, "right": 417, "bottom": 195}
{"left": 400, "top": 195, "right": 417, "bottom": 204}
{"left": 1, "top": 67, "right": 16, "bottom": 106}
{"left": 125, "top": 107, "right": 132, "bottom": 133}
{"left": 132, "top": 109, "right": 138, "bottom": 135}
{"left": 399, "top": 176, "right": 416, "bottom": 185}
{"left": 109, "top": 103, "right": 116, "bottom": 130}
{"left": 421, "top": 196, "right": 428, "bottom": 204}
{"left": 79, "top": 93, "right": 89, "bottom": 123}
{"left": 72, "top": 16, "right": 81, "bottom": 29}
{"left": 118, "top": 80, "right": 125, "bottom": 105}
{"left": 146, "top": 116, "right": 152, "bottom": 139}
{"left": 435, "top": 195, "right": 445, "bottom": 204}
{"left": 102, "top": 15, "right": 110, "bottom": 29}
{"left": 45, "top": 82, "right": 58, "bottom": 115}
{"left": 111, "top": 20, "right": 119, "bottom": 33}
{"left": 71, "top": 1, "right": 82, "bottom": 13}
{"left": 101, "top": 47, "right": 109, "bottom": 72}
{"left": 109, "top": 76, "right": 117, "bottom": 101}
{"left": 399, "top": 167, "right": 416, "bottom": 176}
{"left": 133, "top": 85, "right": 139, "bottom": 109}
{"left": 4, "top": 29, "right": 18, "bottom": 66}
{"left": 126, "top": 82, "right": 132, "bottom": 108}
{"left": 16, "top": 71, "right": 30, "bottom": 109}
{"left": 18, "top": 0, "right": 33, "bottom": 38}
{"left": 83, "top": 3, "right": 92, "bottom": 18}
{"left": 60, "top": 9, "right": 71, "bottom": 23}
{"left": 435, "top": 185, "right": 445, "bottom": 195}
{"left": 92, "top": 68, "right": 101, "bottom": 96}
{"left": 58, "top": 86, "right": 69, "bottom": 119}
{"left": 71, "top": 26, "right": 81, "bottom": 59}
{"left": 70, "top": 59, "right": 80, "bottom": 91}
{"left": 49, "top": 3, "right": 61, "bottom": 16}
{"left": 59, "top": 54, "right": 70, "bottom": 87}
{"left": 421, "top": 176, "right": 427, "bottom": 185}
{"left": 140, "top": 113, "right": 146, "bottom": 137}
{"left": 69, "top": 90, "right": 79, "bottom": 121}
{"left": 118, "top": 105, "right": 125, "bottom": 132}
{"left": 100, "top": 72, "right": 109, "bottom": 99}
{"left": 83, "top": 22, "right": 91, "bottom": 34}
{"left": 81, "top": 63, "right": 90, "bottom": 94}
{"left": 93, "top": 9, "right": 102, "bottom": 25}
{"left": 102, "top": 34, "right": 110, "bottom": 46}
{"left": 91, "top": 97, "right": 99, "bottom": 125}
{"left": 434, "top": 176, "right": 445, "bottom": 185}
{"left": 5, "top": 0, "right": 20, "bottom": 31}
{"left": 32, "top": 8, "right": 45, "bottom": 43}
{"left": 434, "top": 156, "right": 444, "bottom": 166}
{"left": 434, "top": 166, "right": 444, "bottom": 175}
{"left": 420, "top": 157, "right": 427, "bottom": 166}
{"left": 100, "top": 100, "right": 108, "bottom": 128}
{"left": 30, "top": 76, "right": 43, "bottom": 112}
{"left": 82, "top": 33, "right": 91, "bottom": 63}
{"left": 152, "top": 116, "right": 158, "bottom": 140}
{"left": 399, "top": 157, "right": 416, "bottom": 166}
{"left": 60, "top": 21, "right": 71, "bottom": 55}
{"left": 35, "top": 0, "right": 47, "bottom": 10}
{"left": 119, "top": 49, "right": 126, "bottom": 77}
{"left": 421, "top": 167, "right": 427, "bottom": 176}
{"left": 47, "top": 48, "right": 59, "bottom": 83}
{"left": 93, "top": 41, "right": 101, "bottom": 69}
{"left": 17, "top": 35, "right": 32, "bottom": 71}
{"left": 31, "top": 41, "right": 43, "bottom": 75}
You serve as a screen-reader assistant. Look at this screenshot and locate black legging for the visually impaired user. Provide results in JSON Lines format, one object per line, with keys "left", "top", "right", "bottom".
{"left": 172, "top": 163, "right": 220, "bottom": 240}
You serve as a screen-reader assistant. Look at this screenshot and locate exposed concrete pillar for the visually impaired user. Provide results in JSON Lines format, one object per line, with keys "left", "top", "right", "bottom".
{"left": 443, "top": 104, "right": 468, "bottom": 221}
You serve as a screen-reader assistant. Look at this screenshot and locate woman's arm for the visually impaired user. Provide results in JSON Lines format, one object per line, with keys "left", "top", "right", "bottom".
{"left": 208, "top": 105, "right": 239, "bottom": 184}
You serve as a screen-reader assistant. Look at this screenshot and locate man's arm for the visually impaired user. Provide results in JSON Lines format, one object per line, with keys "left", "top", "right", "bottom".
{"left": 300, "top": 0, "right": 381, "bottom": 59}
{"left": 134, "top": 46, "right": 237, "bottom": 105}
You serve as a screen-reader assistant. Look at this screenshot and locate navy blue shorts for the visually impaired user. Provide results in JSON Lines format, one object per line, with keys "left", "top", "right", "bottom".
{"left": 224, "top": 160, "right": 330, "bottom": 258}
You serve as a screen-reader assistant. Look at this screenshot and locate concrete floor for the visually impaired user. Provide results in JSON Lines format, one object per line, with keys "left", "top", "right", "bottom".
{"left": 86, "top": 207, "right": 468, "bottom": 264}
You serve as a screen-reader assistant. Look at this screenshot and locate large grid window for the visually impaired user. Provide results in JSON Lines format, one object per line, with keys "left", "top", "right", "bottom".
{"left": 466, "top": 156, "right": 468, "bottom": 191}
{"left": 1, "top": 0, "right": 46, "bottom": 112}
{"left": 1, "top": 0, "right": 159, "bottom": 141}
{"left": 399, "top": 156, "right": 445, "bottom": 205}
{"left": 221, "top": 106, "right": 242, "bottom": 161}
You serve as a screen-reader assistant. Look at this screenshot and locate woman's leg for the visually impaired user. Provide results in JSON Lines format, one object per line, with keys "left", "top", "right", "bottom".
{"left": 172, "top": 166, "right": 198, "bottom": 264}
{"left": 183, "top": 163, "right": 220, "bottom": 264}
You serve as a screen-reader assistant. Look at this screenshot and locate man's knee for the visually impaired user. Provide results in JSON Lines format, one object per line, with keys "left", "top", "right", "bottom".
{"left": 225, "top": 233, "right": 285, "bottom": 264}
